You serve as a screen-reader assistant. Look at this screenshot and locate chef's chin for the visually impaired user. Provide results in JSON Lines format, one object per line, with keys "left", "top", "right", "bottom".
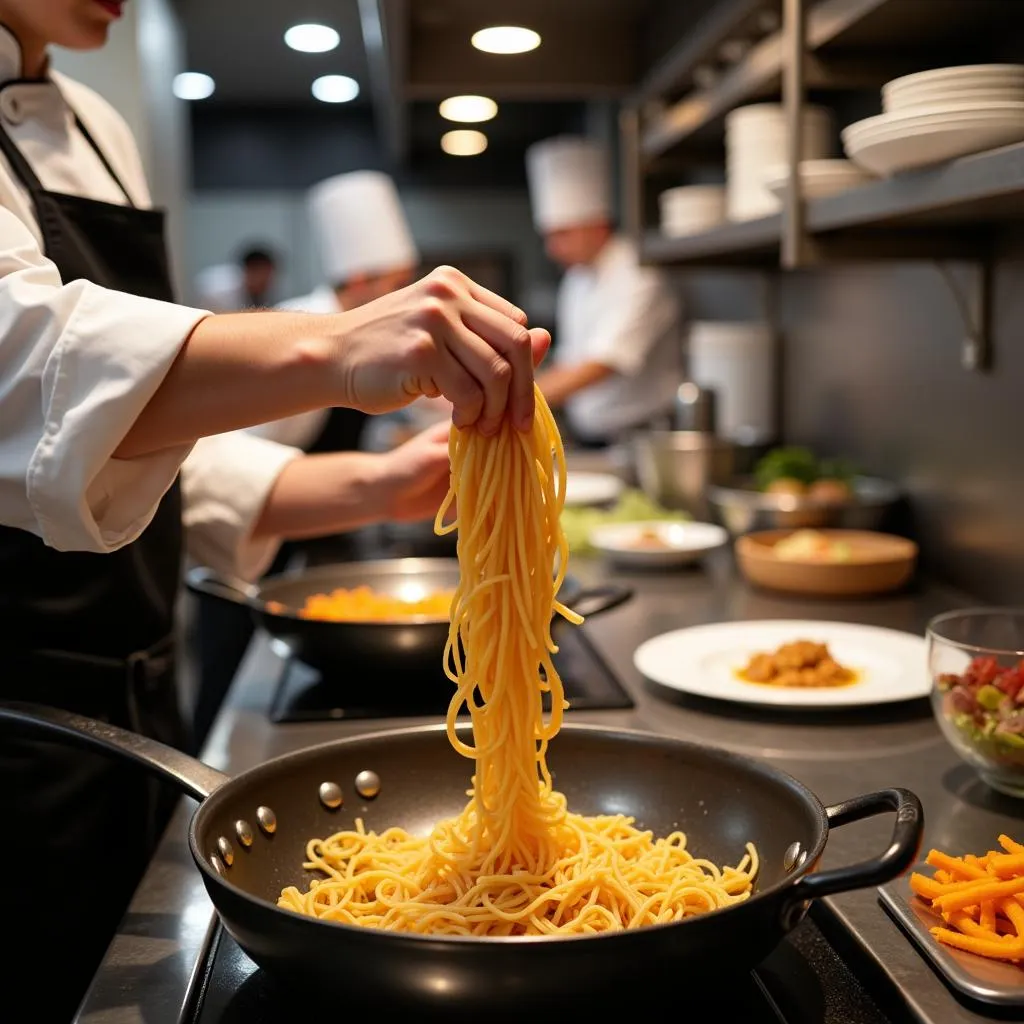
{"left": 56, "top": 0, "right": 121, "bottom": 52}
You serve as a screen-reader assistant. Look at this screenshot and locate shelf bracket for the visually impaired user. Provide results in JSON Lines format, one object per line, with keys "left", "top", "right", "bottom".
{"left": 935, "top": 261, "right": 992, "bottom": 373}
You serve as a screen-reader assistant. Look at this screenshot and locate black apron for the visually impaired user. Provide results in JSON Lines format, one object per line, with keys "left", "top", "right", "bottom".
{"left": 0, "top": 109, "right": 186, "bottom": 1024}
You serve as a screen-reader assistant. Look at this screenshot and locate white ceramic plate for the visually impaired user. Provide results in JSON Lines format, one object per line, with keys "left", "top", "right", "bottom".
{"left": 588, "top": 520, "right": 728, "bottom": 569}
{"left": 843, "top": 113, "right": 1024, "bottom": 176}
{"left": 562, "top": 471, "right": 624, "bottom": 507}
{"left": 633, "top": 619, "right": 929, "bottom": 709}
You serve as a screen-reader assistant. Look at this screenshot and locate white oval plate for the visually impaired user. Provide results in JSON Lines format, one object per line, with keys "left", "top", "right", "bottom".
{"left": 633, "top": 619, "right": 929, "bottom": 709}
{"left": 589, "top": 520, "right": 728, "bottom": 569}
{"left": 562, "top": 471, "right": 624, "bottom": 507}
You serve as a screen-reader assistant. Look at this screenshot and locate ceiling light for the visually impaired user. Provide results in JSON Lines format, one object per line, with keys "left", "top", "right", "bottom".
{"left": 285, "top": 23, "right": 340, "bottom": 53}
{"left": 470, "top": 26, "right": 541, "bottom": 54}
{"left": 172, "top": 72, "right": 215, "bottom": 101}
{"left": 312, "top": 75, "right": 360, "bottom": 103}
{"left": 439, "top": 95, "right": 498, "bottom": 123}
{"left": 441, "top": 129, "right": 488, "bottom": 156}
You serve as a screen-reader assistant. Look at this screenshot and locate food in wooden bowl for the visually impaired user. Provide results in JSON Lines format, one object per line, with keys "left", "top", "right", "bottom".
{"left": 735, "top": 528, "right": 917, "bottom": 596}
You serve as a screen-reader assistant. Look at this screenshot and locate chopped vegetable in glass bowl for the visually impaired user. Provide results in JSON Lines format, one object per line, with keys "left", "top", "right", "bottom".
{"left": 928, "top": 609, "right": 1024, "bottom": 797}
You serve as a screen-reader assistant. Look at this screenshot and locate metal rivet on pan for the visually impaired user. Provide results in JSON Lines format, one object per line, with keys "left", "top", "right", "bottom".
{"left": 319, "top": 782, "right": 343, "bottom": 809}
{"left": 216, "top": 837, "right": 235, "bottom": 867}
{"left": 257, "top": 805, "right": 277, "bottom": 834}
{"left": 235, "top": 820, "right": 254, "bottom": 847}
{"left": 783, "top": 841, "right": 806, "bottom": 872}
{"left": 354, "top": 770, "right": 381, "bottom": 799}
{"left": 210, "top": 854, "right": 224, "bottom": 875}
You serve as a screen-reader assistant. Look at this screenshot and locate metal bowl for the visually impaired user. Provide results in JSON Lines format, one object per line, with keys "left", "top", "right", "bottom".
{"left": 707, "top": 475, "right": 901, "bottom": 535}
{"left": 632, "top": 430, "right": 737, "bottom": 520}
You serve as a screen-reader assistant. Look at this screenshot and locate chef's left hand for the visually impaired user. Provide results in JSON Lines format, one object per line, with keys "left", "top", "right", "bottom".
{"left": 375, "top": 420, "right": 452, "bottom": 523}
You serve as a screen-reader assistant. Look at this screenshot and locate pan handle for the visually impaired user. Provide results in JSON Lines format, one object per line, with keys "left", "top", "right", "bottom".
{"left": 789, "top": 788, "right": 923, "bottom": 904}
{"left": 567, "top": 585, "right": 634, "bottom": 619}
{"left": 185, "top": 565, "right": 260, "bottom": 608}
{"left": 0, "top": 701, "right": 229, "bottom": 802}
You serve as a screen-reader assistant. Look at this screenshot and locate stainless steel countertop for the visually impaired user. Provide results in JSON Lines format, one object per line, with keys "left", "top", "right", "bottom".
{"left": 78, "top": 548, "right": 1024, "bottom": 1023}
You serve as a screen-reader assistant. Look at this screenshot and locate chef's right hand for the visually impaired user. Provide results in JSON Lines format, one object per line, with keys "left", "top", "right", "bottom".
{"left": 335, "top": 265, "right": 549, "bottom": 435}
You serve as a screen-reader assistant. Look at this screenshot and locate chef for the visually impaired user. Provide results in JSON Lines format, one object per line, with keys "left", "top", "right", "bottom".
{"left": 0, "top": 3, "right": 545, "bottom": 1018}
{"left": 194, "top": 244, "right": 280, "bottom": 311}
{"left": 258, "top": 169, "right": 421, "bottom": 453}
{"left": 525, "top": 135, "right": 684, "bottom": 446}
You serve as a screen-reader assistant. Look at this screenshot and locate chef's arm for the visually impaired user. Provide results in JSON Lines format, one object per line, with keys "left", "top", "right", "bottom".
{"left": 536, "top": 360, "right": 614, "bottom": 407}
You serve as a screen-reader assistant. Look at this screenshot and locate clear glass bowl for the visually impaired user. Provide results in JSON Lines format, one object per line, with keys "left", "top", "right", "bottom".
{"left": 928, "top": 608, "right": 1024, "bottom": 798}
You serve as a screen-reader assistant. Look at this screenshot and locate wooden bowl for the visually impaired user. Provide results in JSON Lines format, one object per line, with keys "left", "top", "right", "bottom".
{"left": 735, "top": 529, "right": 918, "bottom": 597}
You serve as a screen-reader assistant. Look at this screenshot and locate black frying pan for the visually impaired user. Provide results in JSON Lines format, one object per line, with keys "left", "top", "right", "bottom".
{"left": 185, "top": 557, "right": 632, "bottom": 680}
{"left": 0, "top": 703, "right": 922, "bottom": 1014}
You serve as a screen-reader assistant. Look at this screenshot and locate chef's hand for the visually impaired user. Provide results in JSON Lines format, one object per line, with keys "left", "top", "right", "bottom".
{"left": 336, "top": 266, "right": 550, "bottom": 435}
{"left": 375, "top": 421, "right": 453, "bottom": 523}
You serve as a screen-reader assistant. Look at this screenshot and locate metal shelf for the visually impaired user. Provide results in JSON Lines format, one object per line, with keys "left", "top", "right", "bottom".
{"left": 640, "top": 141, "right": 1024, "bottom": 267}
{"left": 640, "top": 0, "right": 891, "bottom": 158}
{"left": 641, "top": 216, "right": 780, "bottom": 267}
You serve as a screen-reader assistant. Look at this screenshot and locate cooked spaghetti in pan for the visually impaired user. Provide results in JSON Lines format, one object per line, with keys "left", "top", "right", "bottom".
{"left": 278, "top": 387, "right": 758, "bottom": 935}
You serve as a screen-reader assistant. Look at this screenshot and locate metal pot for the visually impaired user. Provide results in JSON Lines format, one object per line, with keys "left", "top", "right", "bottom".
{"left": 185, "top": 559, "right": 632, "bottom": 684}
{"left": 708, "top": 476, "right": 901, "bottom": 536}
{"left": 632, "top": 429, "right": 737, "bottom": 519}
{"left": 0, "top": 703, "right": 923, "bottom": 1013}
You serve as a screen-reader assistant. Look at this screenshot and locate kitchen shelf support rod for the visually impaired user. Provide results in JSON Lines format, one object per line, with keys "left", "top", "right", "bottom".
{"left": 935, "top": 260, "right": 992, "bottom": 373}
{"left": 782, "top": 0, "right": 810, "bottom": 269}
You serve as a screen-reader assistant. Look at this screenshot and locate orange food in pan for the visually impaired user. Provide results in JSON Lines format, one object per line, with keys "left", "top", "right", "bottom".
{"left": 910, "top": 835, "right": 1024, "bottom": 962}
{"left": 266, "top": 586, "right": 454, "bottom": 622}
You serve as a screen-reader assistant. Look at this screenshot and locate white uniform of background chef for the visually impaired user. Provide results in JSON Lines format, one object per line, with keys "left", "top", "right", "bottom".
{"left": 526, "top": 136, "right": 684, "bottom": 445}
{"left": 260, "top": 170, "right": 446, "bottom": 450}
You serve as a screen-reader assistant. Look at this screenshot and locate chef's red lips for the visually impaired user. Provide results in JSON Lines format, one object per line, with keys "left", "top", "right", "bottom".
{"left": 94, "top": 0, "right": 125, "bottom": 17}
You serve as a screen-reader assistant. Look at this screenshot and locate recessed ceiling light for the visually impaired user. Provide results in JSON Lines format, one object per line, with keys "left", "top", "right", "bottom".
{"left": 311, "top": 74, "right": 360, "bottom": 103}
{"left": 439, "top": 95, "right": 498, "bottom": 123}
{"left": 441, "top": 129, "right": 488, "bottom": 156}
{"left": 470, "top": 26, "right": 541, "bottom": 54}
{"left": 172, "top": 72, "right": 215, "bottom": 101}
{"left": 285, "top": 23, "right": 340, "bottom": 53}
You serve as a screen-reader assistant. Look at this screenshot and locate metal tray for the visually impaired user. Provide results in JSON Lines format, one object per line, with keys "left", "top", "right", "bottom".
{"left": 879, "top": 865, "right": 1024, "bottom": 1009}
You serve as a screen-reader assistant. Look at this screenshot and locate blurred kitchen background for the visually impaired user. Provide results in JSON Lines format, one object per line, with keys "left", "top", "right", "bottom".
{"left": 53, "top": 0, "right": 1024, "bottom": 606}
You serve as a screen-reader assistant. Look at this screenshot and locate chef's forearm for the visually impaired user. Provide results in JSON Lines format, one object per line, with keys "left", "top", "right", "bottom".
{"left": 249, "top": 450, "right": 388, "bottom": 542}
{"left": 115, "top": 312, "right": 343, "bottom": 459}
{"left": 536, "top": 361, "right": 613, "bottom": 407}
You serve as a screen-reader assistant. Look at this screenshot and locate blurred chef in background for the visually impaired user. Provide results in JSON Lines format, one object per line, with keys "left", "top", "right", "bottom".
{"left": 194, "top": 244, "right": 280, "bottom": 311}
{"left": 525, "top": 135, "right": 684, "bottom": 447}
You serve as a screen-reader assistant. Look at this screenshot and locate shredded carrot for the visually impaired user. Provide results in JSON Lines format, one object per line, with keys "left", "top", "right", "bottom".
{"left": 912, "top": 837, "right": 1024, "bottom": 965}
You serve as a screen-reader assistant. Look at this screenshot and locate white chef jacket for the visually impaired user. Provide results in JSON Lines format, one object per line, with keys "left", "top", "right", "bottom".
{"left": 554, "top": 234, "right": 683, "bottom": 440}
{"left": 245, "top": 286, "right": 338, "bottom": 449}
{"left": 0, "top": 28, "right": 299, "bottom": 579}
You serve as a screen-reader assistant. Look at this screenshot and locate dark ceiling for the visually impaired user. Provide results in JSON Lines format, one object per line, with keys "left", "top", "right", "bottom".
{"left": 176, "top": 0, "right": 689, "bottom": 179}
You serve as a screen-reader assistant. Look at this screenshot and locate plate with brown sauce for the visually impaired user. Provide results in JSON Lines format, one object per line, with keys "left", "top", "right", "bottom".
{"left": 633, "top": 619, "right": 929, "bottom": 708}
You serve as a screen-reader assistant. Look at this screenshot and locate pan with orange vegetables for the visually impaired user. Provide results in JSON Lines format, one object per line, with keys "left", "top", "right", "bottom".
{"left": 185, "top": 558, "right": 631, "bottom": 683}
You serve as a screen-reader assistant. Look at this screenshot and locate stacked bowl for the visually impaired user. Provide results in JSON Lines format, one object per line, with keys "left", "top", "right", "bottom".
{"left": 725, "top": 103, "right": 834, "bottom": 220}
{"left": 843, "top": 64, "right": 1024, "bottom": 177}
{"left": 658, "top": 185, "right": 727, "bottom": 238}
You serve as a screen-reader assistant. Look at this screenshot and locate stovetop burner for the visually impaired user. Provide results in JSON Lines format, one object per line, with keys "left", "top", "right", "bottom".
{"left": 183, "top": 915, "right": 892, "bottom": 1024}
{"left": 268, "top": 620, "right": 634, "bottom": 722}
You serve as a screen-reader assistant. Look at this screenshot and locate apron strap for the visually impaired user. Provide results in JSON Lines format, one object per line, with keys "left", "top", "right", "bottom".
{"left": 0, "top": 100, "right": 137, "bottom": 208}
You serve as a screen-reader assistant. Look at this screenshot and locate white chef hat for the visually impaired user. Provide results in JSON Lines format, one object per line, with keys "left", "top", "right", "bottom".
{"left": 307, "top": 170, "right": 419, "bottom": 284}
{"left": 525, "top": 135, "right": 612, "bottom": 233}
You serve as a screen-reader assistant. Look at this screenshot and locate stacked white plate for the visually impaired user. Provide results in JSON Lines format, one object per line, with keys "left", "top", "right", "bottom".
{"left": 725, "top": 103, "right": 834, "bottom": 220}
{"left": 761, "top": 158, "right": 872, "bottom": 201}
{"left": 843, "top": 64, "right": 1024, "bottom": 177}
{"left": 882, "top": 64, "right": 1024, "bottom": 113}
{"left": 658, "top": 184, "right": 727, "bottom": 237}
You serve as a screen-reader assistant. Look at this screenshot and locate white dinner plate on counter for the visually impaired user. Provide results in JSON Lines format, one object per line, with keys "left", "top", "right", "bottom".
{"left": 633, "top": 619, "right": 929, "bottom": 709}
{"left": 562, "top": 471, "right": 625, "bottom": 507}
{"left": 589, "top": 520, "right": 728, "bottom": 569}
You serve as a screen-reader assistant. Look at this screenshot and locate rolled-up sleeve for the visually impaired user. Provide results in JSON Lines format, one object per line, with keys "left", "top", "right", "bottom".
{"left": 180, "top": 430, "right": 302, "bottom": 581}
{"left": 0, "top": 207, "right": 210, "bottom": 551}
